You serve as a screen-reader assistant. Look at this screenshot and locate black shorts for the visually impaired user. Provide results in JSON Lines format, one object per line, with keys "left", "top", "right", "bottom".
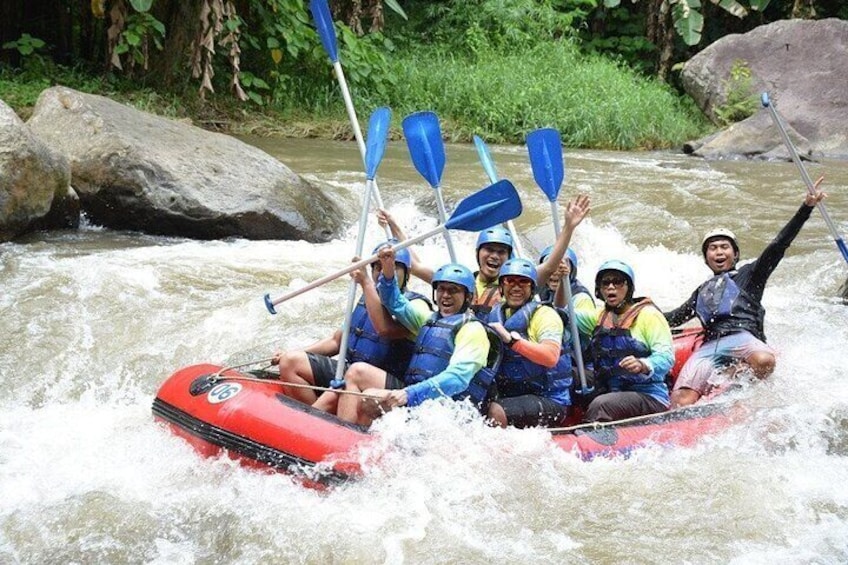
{"left": 384, "top": 373, "right": 404, "bottom": 390}
{"left": 308, "top": 353, "right": 401, "bottom": 390}
{"left": 305, "top": 353, "right": 344, "bottom": 389}
{"left": 492, "top": 394, "right": 567, "bottom": 429}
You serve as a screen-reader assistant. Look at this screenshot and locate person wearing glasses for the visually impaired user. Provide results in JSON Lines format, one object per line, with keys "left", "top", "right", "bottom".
{"left": 485, "top": 259, "right": 574, "bottom": 428}
{"left": 664, "top": 187, "right": 827, "bottom": 408}
{"left": 574, "top": 260, "right": 673, "bottom": 422}
{"left": 326, "top": 248, "right": 492, "bottom": 427}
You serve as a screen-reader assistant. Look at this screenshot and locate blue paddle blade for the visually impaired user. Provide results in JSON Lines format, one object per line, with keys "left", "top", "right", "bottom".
{"left": 364, "top": 107, "right": 391, "bottom": 180}
{"left": 309, "top": 0, "right": 338, "bottom": 63}
{"left": 402, "top": 111, "right": 446, "bottom": 188}
{"left": 761, "top": 92, "right": 771, "bottom": 107}
{"left": 473, "top": 135, "right": 498, "bottom": 184}
{"left": 526, "top": 128, "right": 564, "bottom": 202}
{"left": 445, "top": 180, "right": 522, "bottom": 232}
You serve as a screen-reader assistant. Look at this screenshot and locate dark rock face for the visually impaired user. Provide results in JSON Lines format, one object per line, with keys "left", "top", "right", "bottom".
{"left": 0, "top": 99, "right": 75, "bottom": 242}
{"left": 681, "top": 18, "right": 848, "bottom": 160}
{"left": 26, "top": 87, "right": 343, "bottom": 241}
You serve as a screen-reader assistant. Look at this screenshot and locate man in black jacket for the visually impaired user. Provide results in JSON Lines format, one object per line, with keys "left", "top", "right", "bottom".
{"left": 665, "top": 186, "right": 826, "bottom": 407}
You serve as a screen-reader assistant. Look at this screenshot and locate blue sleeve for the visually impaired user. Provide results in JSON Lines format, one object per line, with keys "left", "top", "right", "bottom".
{"left": 376, "top": 274, "right": 426, "bottom": 333}
{"left": 405, "top": 322, "right": 488, "bottom": 407}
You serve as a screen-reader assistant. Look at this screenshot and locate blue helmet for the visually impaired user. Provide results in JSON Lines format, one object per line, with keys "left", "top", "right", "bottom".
{"left": 432, "top": 263, "right": 475, "bottom": 295}
{"left": 595, "top": 259, "right": 635, "bottom": 300}
{"left": 499, "top": 258, "right": 538, "bottom": 286}
{"left": 476, "top": 226, "right": 514, "bottom": 255}
{"left": 539, "top": 245, "right": 579, "bottom": 282}
{"left": 371, "top": 239, "right": 411, "bottom": 271}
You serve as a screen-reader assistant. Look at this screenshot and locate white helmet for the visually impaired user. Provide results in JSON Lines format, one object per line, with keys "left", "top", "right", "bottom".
{"left": 701, "top": 228, "right": 739, "bottom": 257}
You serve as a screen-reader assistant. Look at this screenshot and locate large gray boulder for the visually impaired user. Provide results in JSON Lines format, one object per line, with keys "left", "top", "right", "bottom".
{"left": 682, "top": 18, "right": 848, "bottom": 160}
{"left": 26, "top": 87, "right": 343, "bottom": 241}
{"left": 1, "top": 99, "right": 77, "bottom": 242}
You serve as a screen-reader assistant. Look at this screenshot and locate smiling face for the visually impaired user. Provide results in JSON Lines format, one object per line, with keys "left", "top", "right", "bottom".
{"left": 434, "top": 282, "right": 468, "bottom": 316}
{"left": 597, "top": 271, "right": 629, "bottom": 309}
{"left": 500, "top": 275, "right": 533, "bottom": 309}
{"left": 704, "top": 237, "right": 738, "bottom": 274}
{"left": 477, "top": 243, "right": 511, "bottom": 282}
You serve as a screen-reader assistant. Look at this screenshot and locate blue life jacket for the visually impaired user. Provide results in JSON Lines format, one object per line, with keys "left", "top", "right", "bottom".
{"left": 347, "top": 291, "right": 431, "bottom": 376}
{"left": 488, "top": 301, "right": 572, "bottom": 406}
{"left": 695, "top": 272, "right": 765, "bottom": 341}
{"left": 404, "top": 311, "right": 500, "bottom": 410}
{"left": 589, "top": 298, "right": 669, "bottom": 404}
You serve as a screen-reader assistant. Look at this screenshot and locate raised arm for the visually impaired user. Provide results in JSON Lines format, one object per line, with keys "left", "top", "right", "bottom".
{"left": 377, "top": 208, "right": 434, "bottom": 284}
{"left": 537, "top": 194, "right": 590, "bottom": 285}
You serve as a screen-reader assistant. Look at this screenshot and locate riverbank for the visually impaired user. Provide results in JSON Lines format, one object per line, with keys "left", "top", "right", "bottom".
{"left": 1, "top": 44, "right": 712, "bottom": 150}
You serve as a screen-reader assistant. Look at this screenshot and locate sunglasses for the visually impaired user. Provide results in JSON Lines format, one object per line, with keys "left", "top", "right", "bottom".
{"left": 599, "top": 277, "right": 627, "bottom": 288}
{"left": 501, "top": 276, "right": 532, "bottom": 287}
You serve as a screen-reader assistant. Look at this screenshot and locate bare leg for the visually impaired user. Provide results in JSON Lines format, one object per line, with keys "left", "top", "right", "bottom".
{"left": 670, "top": 387, "right": 701, "bottom": 408}
{"left": 277, "top": 351, "right": 318, "bottom": 404}
{"left": 486, "top": 402, "right": 508, "bottom": 428}
{"left": 337, "top": 362, "right": 388, "bottom": 424}
{"left": 312, "top": 390, "right": 339, "bottom": 414}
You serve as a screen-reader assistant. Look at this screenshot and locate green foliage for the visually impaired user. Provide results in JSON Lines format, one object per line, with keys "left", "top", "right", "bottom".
{"left": 237, "top": 1, "right": 394, "bottom": 108}
{"left": 383, "top": 42, "right": 709, "bottom": 149}
{"left": 2, "top": 33, "right": 46, "bottom": 56}
{"left": 113, "top": 10, "right": 166, "bottom": 68}
{"left": 401, "top": 0, "right": 593, "bottom": 57}
{"left": 713, "top": 59, "right": 758, "bottom": 126}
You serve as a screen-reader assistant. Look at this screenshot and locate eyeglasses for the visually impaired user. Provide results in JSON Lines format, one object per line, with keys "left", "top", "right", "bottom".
{"left": 599, "top": 277, "right": 627, "bottom": 288}
{"left": 501, "top": 276, "right": 532, "bottom": 288}
{"left": 435, "top": 283, "right": 464, "bottom": 295}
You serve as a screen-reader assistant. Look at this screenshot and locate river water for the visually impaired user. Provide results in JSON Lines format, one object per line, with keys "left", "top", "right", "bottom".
{"left": 2, "top": 137, "right": 848, "bottom": 563}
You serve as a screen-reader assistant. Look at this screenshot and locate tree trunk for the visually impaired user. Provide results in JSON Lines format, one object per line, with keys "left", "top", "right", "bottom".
{"left": 147, "top": 0, "right": 205, "bottom": 90}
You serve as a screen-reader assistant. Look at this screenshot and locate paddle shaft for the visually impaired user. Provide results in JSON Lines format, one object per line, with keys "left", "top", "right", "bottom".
{"left": 267, "top": 227, "right": 445, "bottom": 308}
{"left": 473, "top": 136, "right": 525, "bottom": 258}
{"left": 433, "top": 186, "right": 458, "bottom": 261}
{"left": 764, "top": 97, "right": 848, "bottom": 263}
{"left": 330, "top": 63, "right": 392, "bottom": 240}
{"left": 333, "top": 177, "right": 376, "bottom": 382}
{"left": 551, "top": 217, "right": 589, "bottom": 394}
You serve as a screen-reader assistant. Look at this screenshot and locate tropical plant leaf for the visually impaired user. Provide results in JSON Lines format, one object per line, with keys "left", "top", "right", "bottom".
{"left": 748, "top": 0, "right": 772, "bottom": 11}
{"left": 383, "top": 0, "right": 408, "bottom": 20}
{"left": 672, "top": 1, "right": 704, "bottom": 46}
{"left": 603, "top": 0, "right": 621, "bottom": 6}
{"left": 711, "top": 0, "right": 747, "bottom": 18}
{"left": 129, "top": 0, "right": 153, "bottom": 13}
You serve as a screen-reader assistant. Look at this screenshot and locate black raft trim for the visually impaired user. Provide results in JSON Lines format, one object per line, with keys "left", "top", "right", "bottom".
{"left": 151, "top": 397, "right": 351, "bottom": 487}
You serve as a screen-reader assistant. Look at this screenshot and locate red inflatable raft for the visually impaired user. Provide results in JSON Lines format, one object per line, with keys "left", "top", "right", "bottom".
{"left": 152, "top": 327, "right": 729, "bottom": 485}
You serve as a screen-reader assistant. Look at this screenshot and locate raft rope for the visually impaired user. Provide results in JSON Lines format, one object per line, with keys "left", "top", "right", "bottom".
{"left": 545, "top": 403, "right": 718, "bottom": 434}
{"left": 209, "top": 358, "right": 382, "bottom": 400}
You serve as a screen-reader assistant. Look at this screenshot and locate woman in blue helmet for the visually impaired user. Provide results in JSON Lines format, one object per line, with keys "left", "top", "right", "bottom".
{"left": 274, "top": 240, "right": 429, "bottom": 406}
{"left": 486, "top": 258, "right": 573, "bottom": 428}
{"left": 332, "top": 246, "right": 491, "bottom": 427}
{"left": 573, "top": 260, "right": 673, "bottom": 422}
{"left": 536, "top": 245, "right": 595, "bottom": 311}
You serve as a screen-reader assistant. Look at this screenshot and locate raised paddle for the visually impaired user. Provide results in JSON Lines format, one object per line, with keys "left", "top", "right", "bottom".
{"left": 331, "top": 107, "right": 392, "bottom": 385}
{"left": 761, "top": 92, "right": 848, "bottom": 299}
{"left": 526, "top": 127, "right": 590, "bottom": 395}
{"left": 308, "top": 0, "right": 391, "bottom": 239}
{"left": 402, "top": 111, "right": 457, "bottom": 261}
{"left": 472, "top": 135, "right": 526, "bottom": 258}
{"left": 264, "top": 180, "right": 522, "bottom": 311}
